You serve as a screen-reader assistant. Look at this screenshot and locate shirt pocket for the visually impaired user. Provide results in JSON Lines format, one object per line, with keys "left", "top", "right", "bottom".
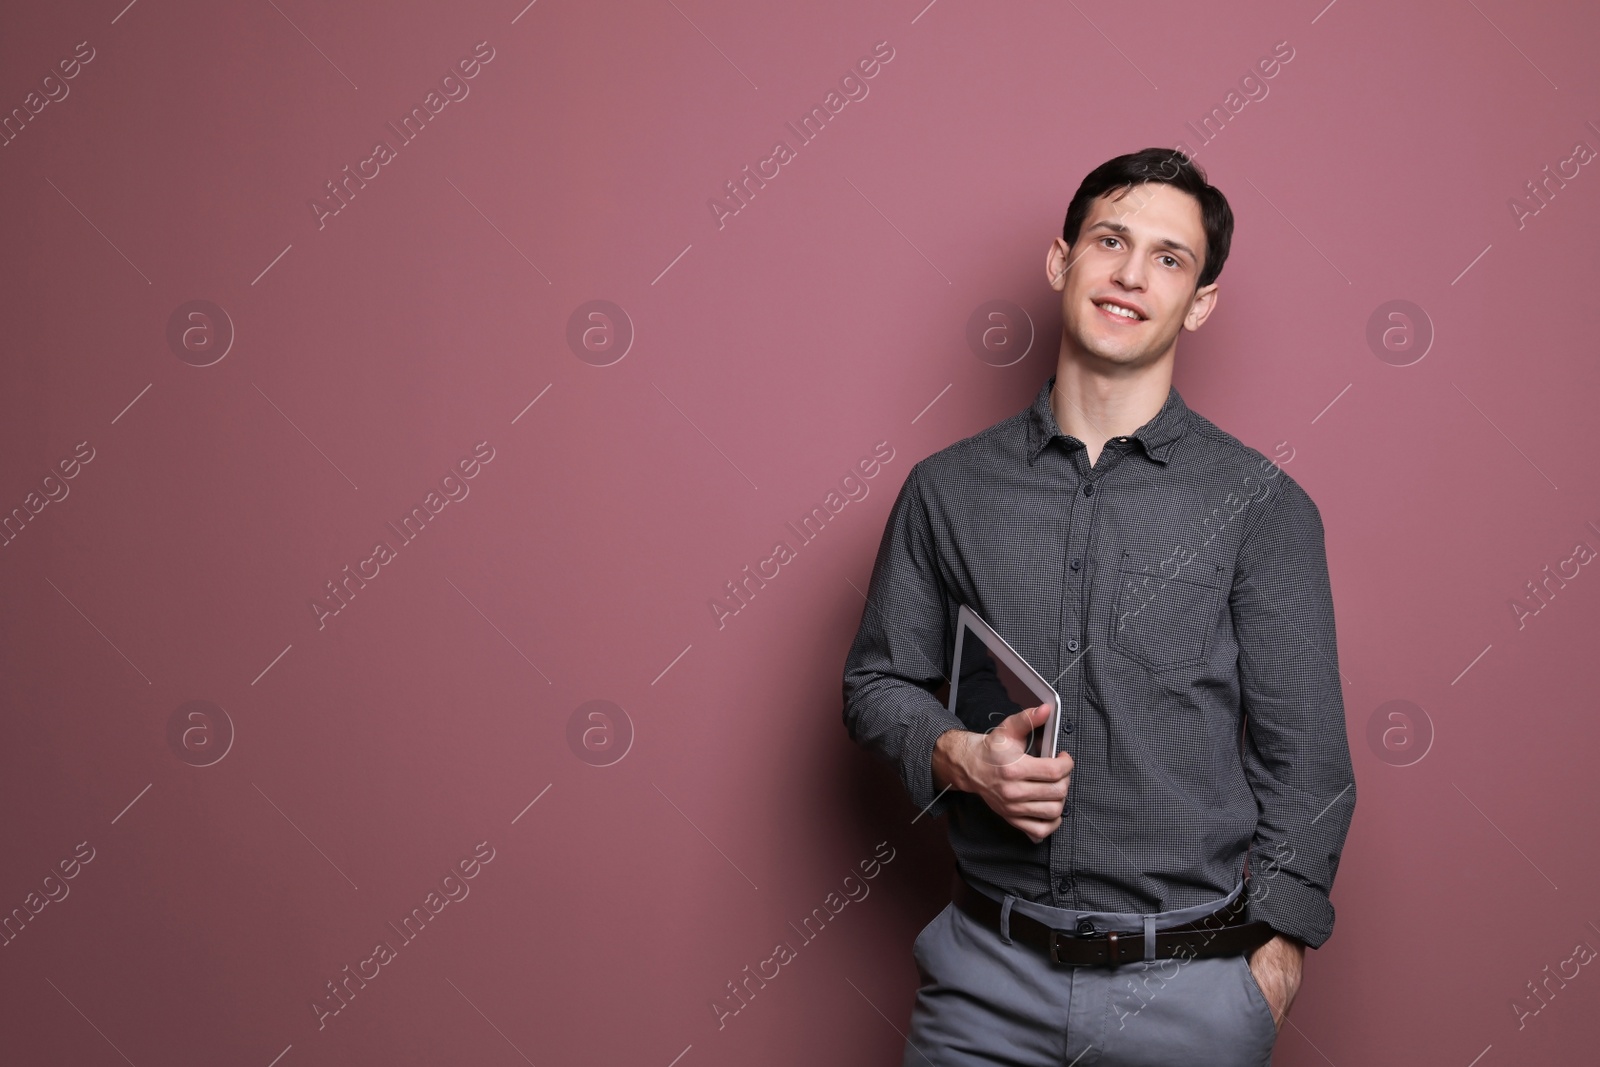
{"left": 1109, "top": 550, "right": 1222, "bottom": 671}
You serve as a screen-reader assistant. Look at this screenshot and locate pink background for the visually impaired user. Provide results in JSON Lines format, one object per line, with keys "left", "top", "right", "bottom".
{"left": 3, "top": 0, "right": 1599, "bottom": 1064}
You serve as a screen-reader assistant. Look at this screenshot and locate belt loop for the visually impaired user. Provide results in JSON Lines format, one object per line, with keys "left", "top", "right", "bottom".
{"left": 999, "top": 896, "right": 1015, "bottom": 945}
{"left": 1143, "top": 915, "right": 1157, "bottom": 961}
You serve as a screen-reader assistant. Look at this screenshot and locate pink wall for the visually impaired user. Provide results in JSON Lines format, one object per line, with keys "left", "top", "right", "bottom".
{"left": 3, "top": 0, "right": 1599, "bottom": 1063}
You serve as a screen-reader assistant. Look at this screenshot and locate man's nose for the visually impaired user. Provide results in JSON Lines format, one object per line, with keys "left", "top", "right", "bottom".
{"left": 1110, "top": 254, "right": 1147, "bottom": 290}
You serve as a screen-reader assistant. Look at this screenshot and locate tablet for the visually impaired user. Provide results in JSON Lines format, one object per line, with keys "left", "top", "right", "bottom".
{"left": 948, "top": 604, "right": 1063, "bottom": 759}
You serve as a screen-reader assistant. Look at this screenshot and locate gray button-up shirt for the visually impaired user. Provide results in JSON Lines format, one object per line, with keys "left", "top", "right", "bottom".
{"left": 841, "top": 374, "right": 1356, "bottom": 948}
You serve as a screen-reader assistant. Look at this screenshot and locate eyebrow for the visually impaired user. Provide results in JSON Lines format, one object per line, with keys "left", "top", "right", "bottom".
{"left": 1084, "top": 220, "right": 1198, "bottom": 265}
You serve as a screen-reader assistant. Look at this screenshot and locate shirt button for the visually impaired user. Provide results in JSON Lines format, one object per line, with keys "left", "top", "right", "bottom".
{"left": 1061, "top": 720, "right": 1073, "bottom": 733}
{"left": 1062, "top": 801, "right": 1073, "bottom": 816}
{"left": 1082, "top": 483, "right": 1094, "bottom": 496}
{"left": 1056, "top": 876, "right": 1073, "bottom": 894}
{"left": 1070, "top": 558, "right": 1081, "bottom": 571}
{"left": 1067, "top": 639, "right": 1080, "bottom": 653}
{"left": 1076, "top": 918, "right": 1096, "bottom": 936}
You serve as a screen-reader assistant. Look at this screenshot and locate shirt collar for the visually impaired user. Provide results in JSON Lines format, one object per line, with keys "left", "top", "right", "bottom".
{"left": 1025, "top": 374, "right": 1191, "bottom": 465}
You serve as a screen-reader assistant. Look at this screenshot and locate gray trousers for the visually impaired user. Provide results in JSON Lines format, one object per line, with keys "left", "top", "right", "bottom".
{"left": 901, "top": 881, "right": 1279, "bottom": 1067}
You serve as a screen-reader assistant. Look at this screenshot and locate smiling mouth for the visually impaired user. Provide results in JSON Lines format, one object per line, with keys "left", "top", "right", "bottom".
{"left": 1093, "top": 300, "right": 1146, "bottom": 323}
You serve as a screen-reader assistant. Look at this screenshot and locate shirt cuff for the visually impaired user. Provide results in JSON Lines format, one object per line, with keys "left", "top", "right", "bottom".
{"left": 901, "top": 713, "right": 964, "bottom": 821}
{"left": 1245, "top": 869, "right": 1336, "bottom": 949}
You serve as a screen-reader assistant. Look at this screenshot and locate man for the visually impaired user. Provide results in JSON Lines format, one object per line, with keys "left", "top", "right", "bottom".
{"left": 841, "top": 147, "right": 1356, "bottom": 1066}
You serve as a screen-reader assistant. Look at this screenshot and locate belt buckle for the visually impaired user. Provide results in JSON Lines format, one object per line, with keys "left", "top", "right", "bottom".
{"left": 1048, "top": 927, "right": 1121, "bottom": 965}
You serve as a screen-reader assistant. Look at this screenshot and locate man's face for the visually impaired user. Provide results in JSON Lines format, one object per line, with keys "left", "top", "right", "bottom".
{"left": 1047, "top": 182, "right": 1218, "bottom": 370}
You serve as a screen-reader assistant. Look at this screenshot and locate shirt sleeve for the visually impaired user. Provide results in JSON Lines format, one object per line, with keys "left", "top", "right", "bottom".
{"left": 842, "top": 460, "right": 965, "bottom": 819}
{"left": 1230, "top": 472, "right": 1357, "bottom": 949}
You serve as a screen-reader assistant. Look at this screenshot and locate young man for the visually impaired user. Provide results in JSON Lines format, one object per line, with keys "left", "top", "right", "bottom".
{"left": 841, "top": 148, "right": 1356, "bottom": 1066}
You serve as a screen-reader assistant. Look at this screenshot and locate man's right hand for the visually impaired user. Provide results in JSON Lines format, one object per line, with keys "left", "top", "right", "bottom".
{"left": 931, "top": 704, "right": 1074, "bottom": 844}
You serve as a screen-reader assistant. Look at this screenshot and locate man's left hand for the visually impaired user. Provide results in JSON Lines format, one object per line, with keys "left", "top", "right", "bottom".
{"left": 1245, "top": 933, "right": 1305, "bottom": 1030}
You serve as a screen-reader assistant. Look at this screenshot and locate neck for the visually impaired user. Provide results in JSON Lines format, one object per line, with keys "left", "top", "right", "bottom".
{"left": 1049, "top": 351, "right": 1173, "bottom": 465}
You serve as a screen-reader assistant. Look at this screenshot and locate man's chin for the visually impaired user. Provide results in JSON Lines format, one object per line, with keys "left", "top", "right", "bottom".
{"left": 1065, "top": 336, "right": 1164, "bottom": 369}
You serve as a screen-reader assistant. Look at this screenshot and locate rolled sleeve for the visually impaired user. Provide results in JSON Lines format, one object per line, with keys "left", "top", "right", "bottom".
{"left": 842, "top": 460, "right": 964, "bottom": 819}
{"left": 1230, "top": 473, "right": 1357, "bottom": 949}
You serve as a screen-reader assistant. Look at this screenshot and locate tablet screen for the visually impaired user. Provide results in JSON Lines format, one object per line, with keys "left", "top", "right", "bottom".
{"left": 950, "top": 610, "right": 1057, "bottom": 758}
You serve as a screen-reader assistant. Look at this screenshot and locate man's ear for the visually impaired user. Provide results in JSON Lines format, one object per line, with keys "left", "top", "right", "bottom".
{"left": 1046, "top": 238, "right": 1071, "bottom": 291}
{"left": 1184, "top": 282, "right": 1219, "bottom": 331}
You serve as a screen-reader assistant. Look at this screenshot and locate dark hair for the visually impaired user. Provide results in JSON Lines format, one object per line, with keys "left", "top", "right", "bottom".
{"left": 1061, "top": 148, "right": 1234, "bottom": 290}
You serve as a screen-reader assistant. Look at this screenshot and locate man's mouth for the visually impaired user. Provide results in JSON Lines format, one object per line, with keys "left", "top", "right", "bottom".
{"left": 1093, "top": 299, "right": 1147, "bottom": 323}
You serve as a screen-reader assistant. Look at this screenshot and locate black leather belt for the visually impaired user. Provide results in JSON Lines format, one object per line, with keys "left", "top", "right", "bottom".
{"left": 953, "top": 875, "right": 1277, "bottom": 966}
